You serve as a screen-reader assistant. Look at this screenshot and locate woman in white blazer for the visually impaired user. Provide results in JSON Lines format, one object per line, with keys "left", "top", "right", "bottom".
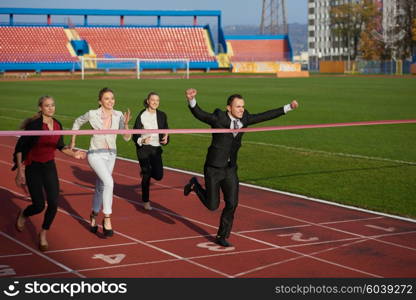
{"left": 71, "top": 87, "right": 131, "bottom": 237}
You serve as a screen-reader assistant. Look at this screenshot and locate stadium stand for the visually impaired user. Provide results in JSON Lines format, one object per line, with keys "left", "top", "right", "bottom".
{"left": 227, "top": 38, "right": 291, "bottom": 62}
{"left": 75, "top": 27, "right": 216, "bottom": 62}
{"left": 0, "top": 26, "right": 76, "bottom": 62}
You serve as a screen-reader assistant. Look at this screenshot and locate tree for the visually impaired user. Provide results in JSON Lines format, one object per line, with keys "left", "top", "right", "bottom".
{"left": 395, "top": 0, "right": 416, "bottom": 59}
{"left": 329, "top": 0, "right": 379, "bottom": 60}
{"left": 359, "top": 1, "right": 383, "bottom": 60}
{"left": 413, "top": 18, "right": 416, "bottom": 41}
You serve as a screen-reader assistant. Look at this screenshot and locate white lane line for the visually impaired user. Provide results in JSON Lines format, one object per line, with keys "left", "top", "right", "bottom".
{"left": 188, "top": 133, "right": 416, "bottom": 166}
{"left": 1, "top": 142, "right": 415, "bottom": 224}
{"left": 117, "top": 154, "right": 416, "bottom": 224}
{"left": 233, "top": 238, "right": 374, "bottom": 278}
{"left": 146, "top": 216, "right": 384, "bottom": 243}
{"left": 0, "top": 108, "right": 73, "bottom": 120}
{"left": 2, "top": 181, "right": 407, "bottom": 279}
{"left": 18, "top": 271, "right": 73, "bottom": 278}
{"left": 0, "top": 153, "right": 413, "bottom": 277}
{"left": 45, "top": 242, "right": 138, "bottom": 254}
{"left": 0, "top": 180, "right": 233, "bottom": 278}
{"left": 0, "top": 231, "right": 85, "bottom": 278}
{"left": 237, "top": 216, "right": 385, "bottom": 234}
{"left": 55, "top": 178, "right": 385, "bottom": 278}
{"left": 0, "top": 159, "right": 403, "bottom": 278}
{"left": 236, "top": 203, "right": 416, "bottom": 252}
{"left": 0, "top": 253, "right": 32, "bottom": 258}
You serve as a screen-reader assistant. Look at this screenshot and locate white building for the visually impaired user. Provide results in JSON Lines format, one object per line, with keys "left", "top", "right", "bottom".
{"left": 307, "top": 0, "right": 403, "bottom": 70}
{"left": 307, "top": 0, "right": 360, "bottom": 70}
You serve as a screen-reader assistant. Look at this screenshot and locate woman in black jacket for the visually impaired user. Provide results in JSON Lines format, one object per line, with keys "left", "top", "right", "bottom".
{"left": 13, "top": 95, "right": 85, "bottom": 251}
{"left": 132, "top": 92, "right": 169, "bottom": 211}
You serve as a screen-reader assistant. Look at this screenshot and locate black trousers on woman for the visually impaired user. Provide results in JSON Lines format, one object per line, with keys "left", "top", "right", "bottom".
{"left": 23, "top": 160, "right": 60, "bottom": 230}
{"left": 137, "top": 145, "right": 164, "bottom": 202}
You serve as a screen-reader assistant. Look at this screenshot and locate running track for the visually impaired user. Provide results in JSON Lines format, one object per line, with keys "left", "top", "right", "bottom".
{"left": 0, "top": 136, "right": 415, "bottom": 278}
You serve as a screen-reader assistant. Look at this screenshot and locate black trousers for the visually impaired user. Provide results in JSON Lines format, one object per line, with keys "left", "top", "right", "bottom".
{"left": 137, "top": 145, "right": 164, "bottom": 202}
{"left": 193, "top": 164, "right": 239, "bottom": 239}
{"left": 23, "top": 160, "right": 60, "bottom": 230}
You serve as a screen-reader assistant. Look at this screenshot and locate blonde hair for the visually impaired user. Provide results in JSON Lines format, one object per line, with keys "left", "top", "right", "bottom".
{"left": 19, "top": 95, "right": 53, "bottom": 129}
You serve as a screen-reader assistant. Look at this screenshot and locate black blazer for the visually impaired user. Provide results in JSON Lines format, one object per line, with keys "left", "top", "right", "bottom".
{"left": 12, "top": 117, "right": 65, "bottom": 170}
{"left": 189, "top": 103, "right": 286, "bottom": 168}
{"left": 132, "top": 109, "right": 170, "bottom": 149}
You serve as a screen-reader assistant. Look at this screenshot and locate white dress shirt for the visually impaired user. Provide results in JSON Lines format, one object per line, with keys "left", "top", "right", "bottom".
{"left": 137, "top": 110, "right": 161, "bottom": 147}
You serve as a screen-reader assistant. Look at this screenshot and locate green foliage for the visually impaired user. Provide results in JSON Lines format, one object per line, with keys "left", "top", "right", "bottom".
{"left": 329, "top": 0, "right": 380, "bottom": 60}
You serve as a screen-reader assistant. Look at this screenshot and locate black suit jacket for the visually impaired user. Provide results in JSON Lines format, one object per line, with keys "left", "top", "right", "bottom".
{"left": 132, "top": 109, "right": 169, "bottom": 153}
{"left": 189, "top": 103, "right": 286, "bottom": 168}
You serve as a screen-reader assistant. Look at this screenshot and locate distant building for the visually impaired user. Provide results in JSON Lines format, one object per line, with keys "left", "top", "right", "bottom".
{"left": 307, "top": 0, "right": 403, "bottom": 70}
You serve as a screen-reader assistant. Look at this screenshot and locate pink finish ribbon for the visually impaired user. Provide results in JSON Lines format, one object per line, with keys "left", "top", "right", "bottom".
{"left": 0, "top": 119, "right": 415, "bottom": 136}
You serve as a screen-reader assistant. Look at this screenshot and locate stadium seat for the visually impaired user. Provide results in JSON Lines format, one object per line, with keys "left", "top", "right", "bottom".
{"left": 228, "top": 39, "right": 291, "bottom": 62}
{"left": 0, "top": 26, "right": 77, "bottom": 63}
{"left": 75, "top": 27, "right": 216, "bottom": 62}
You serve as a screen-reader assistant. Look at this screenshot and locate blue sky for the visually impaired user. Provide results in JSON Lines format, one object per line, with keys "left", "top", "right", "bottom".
{"left": 0, "top": 0, "right": 308, "bottom": 25}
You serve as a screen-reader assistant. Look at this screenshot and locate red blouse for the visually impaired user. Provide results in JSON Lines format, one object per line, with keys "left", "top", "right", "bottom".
{"left": 25, "top": 120, "right": 61, "bottom": 165}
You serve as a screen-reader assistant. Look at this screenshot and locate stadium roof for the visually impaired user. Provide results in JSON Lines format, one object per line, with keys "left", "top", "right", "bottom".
{"left": 0, "top": 8, "right": 221, "bottom": 17}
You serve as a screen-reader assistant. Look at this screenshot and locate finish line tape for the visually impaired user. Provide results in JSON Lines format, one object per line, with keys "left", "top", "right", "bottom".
{"left": 0, "top": 119, "right": 415, "bottom": 137}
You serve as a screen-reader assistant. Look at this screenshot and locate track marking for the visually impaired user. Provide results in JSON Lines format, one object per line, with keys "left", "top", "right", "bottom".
{"left": 0, "top": 148, "right": 415, "bottom": 277}
{"left": 236, "top": 202, "right": 416, "bottom": 252}
{"left": 0, "top": 181, "right": 233, "bottom": 278}
{"left": 45, "top": 242, "right": 138, "bottom": 254}
{"left": 0, "top": 108, "right": 74, "bottom": 120}
{"left": 1, "top": 141, "right": 415, "bottom": 224}
{"left": 188, "top": 133, "right": 416, "bottom": 166}
{"left": 18, "top": 271, "right": 73, "bottom": 278}
{"left": 4, "top": 181, "right": 415, "bottom": 278}
{"left": 233, "top": 238, "right": 373, "bottom": 277}
{"left": 0, "top": 116, "right": 22, "bottom": 121}
{"left": 146, "top": 216, "right": 384, "bottom": 243}
{"left": 0, "top": 253, "right": 33, "bottom": 259}
{"left": 365, "top": 224, "right": 395, "bottom": 232}
{"left": 54, "top": 178, "right": 386, "bottom": 278}
{"left": 1, "top": 158, "right": 411, "bottom": 278}
{"left": 237, "top": 231, "right": 416, "bottom": 277}
{"left": 0, "top": 231, "right": 85, "bottom": 278}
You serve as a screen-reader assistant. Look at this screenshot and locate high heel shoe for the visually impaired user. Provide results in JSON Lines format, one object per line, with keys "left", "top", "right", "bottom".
{"left": 15, "top": 209, "right": 26, "bottom": 232}
{"left": 102, "top": 216, "right": 113, "bottom": 237}
{"left": 89, "top": 211, "right": 98, "bottom": 233}
{"left": 38, "top": 233, "right": 48, "bottom": 252}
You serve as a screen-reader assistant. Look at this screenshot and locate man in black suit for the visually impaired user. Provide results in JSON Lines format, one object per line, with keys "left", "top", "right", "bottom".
{"left": 184, "top": 88, "right": 299, "bottom": 247}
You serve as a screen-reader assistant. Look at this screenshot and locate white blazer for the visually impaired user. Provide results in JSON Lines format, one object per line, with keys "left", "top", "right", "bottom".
{"left": 72, "top": 108, "right": 128, "bottom": 152}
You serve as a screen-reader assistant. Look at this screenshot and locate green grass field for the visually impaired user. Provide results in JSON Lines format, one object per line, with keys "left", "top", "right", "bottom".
{"left": 1, "top": 76, "right": 415, "bottom": 218}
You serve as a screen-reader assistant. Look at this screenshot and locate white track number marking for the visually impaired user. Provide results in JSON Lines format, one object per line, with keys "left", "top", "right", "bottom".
{"left": 92, "top": 254, "right": 126, "bottom": 265}
{"left": 0, "top": 265, "right": 16, "bottom": 276}
{"left": 278, "top": 232, "right": 319, "bottom": 243}
{"left": 197, "top": 242, "right": 235, "bottom": 252}
{"left": 365, "top": 225, "right": 395, "bottom": 232}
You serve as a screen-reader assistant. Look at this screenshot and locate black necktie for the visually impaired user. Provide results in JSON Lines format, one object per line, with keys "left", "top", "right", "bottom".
{"left": 233, "top": 120, "right": 239, "bottom": 137}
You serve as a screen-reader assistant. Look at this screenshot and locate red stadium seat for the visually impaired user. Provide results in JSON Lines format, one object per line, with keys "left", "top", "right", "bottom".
{"left": 75, "top": 27, "right": 216, "bottom": 62}
{"left": 0, "top": 26, "right": 77, "bottom": 63}
{"left": 228, "top": 39, "right": 291, "bottom": 62}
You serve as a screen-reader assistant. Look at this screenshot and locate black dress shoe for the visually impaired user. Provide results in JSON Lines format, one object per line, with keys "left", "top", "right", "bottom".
{"left": 184, "top": 177, "right": 198, "bottom": 196}
{"left": 215, "top": 236, "right": 232, "bottom": 247}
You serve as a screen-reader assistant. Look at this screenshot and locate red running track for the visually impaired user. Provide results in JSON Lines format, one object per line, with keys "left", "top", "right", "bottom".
{"left": 0, "top": 136, "right": 415, "bottom": 278}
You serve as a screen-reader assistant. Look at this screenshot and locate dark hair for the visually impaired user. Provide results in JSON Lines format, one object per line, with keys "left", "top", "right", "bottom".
{"left": 98, "top": 87, "right": 114, "bottom": 106}
{"left": 227, "top": 94, "right": 243, "bottom": 106}
{"left": 20, "top": 95, "right": 53, "bottom": 129}
{"left": 143, "top": 91, "right": 160, "bottom": 108}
